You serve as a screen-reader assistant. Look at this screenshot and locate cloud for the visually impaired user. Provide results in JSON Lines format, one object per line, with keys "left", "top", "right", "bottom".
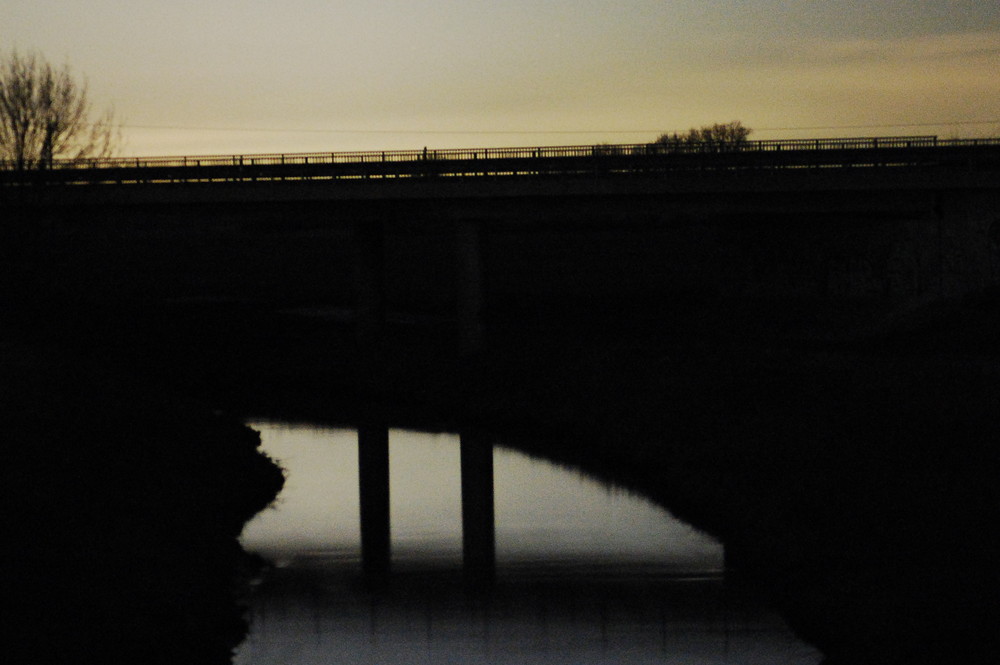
{"left": 794, "top": 31, "right": 1000, "bottom": 67}
{"left": 708, "top": 30, "right": 992, "bottom": 75}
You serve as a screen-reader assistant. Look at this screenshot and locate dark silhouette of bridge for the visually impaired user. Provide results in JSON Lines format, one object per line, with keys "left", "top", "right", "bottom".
{"left": 5, "top": 135, "right": 999, "bottom": 346}
{"left": 4, "top": 136, "right": 1000, "bottom": 579}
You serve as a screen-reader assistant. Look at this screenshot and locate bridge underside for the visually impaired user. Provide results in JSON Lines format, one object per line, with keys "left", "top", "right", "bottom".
{"left": 4, "top": 168, "right": 998, "bottom": 346}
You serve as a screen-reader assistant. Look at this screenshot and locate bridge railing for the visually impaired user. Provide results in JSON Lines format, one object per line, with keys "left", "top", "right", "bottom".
{"left": 2, "top": 136, "right": 999, "bottom": 182}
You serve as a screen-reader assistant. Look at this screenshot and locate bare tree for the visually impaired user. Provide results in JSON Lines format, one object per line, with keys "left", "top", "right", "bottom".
{"left": 653, "top": 121, "right": 752, "bottom": 151}
{"left": 0, "top": 50, "right": 120, "bottom": 170}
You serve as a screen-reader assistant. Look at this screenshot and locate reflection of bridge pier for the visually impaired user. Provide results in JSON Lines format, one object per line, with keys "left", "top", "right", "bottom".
{"left": 357, "top": 427, "right": 496, "bottom": 581}
{"left": 358, "top": 426, "right": 391, "bottom": 576}
{"left": 460, "top": 431, "right": 496, "bottom": 581}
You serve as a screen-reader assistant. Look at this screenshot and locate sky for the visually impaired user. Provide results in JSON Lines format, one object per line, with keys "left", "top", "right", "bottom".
{"left": 4, "top": 1, "right": 999, "bottom": 156}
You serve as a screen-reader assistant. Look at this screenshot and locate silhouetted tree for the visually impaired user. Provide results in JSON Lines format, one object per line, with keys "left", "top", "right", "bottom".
{"left": 0, "top": 50, "right": 119, "bottom": 170}
{"left": 653, "top": 121, "right": 751, "bottom": 151}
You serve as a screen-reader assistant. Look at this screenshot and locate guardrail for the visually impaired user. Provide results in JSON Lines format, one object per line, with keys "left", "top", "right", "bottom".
{"left": 2, "top": 136, "right": 999, "bottom": 184}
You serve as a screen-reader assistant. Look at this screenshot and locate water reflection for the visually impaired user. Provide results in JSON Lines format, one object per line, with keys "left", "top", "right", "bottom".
{"left": 236, "top": 423, "right": 819, "bottom": 664}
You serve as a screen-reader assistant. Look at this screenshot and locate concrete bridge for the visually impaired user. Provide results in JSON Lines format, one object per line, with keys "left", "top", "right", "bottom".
{"left": 4, "top": 137, "right": 1000, "bottom": 344}
{"left": 4, "top": 136, "right": 1000, "bottom": 578}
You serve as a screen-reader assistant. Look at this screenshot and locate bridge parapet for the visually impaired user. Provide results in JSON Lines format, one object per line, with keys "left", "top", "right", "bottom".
{"left": 3, "top": 136, "right": 1000, "bottom": 187}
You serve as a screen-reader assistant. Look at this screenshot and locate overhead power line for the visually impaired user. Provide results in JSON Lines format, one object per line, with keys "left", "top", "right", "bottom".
{"left": 122, "top": 125, "right": 641, "bottom": 135}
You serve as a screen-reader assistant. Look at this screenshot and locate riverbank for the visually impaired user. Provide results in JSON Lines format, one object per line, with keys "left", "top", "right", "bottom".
{"left": 485, "top": 339, "right": 1000, "bottom": 665}
{"left": 0, "top": 328, "right": 285, "bottom": 664}
{"left": 481, "top": 294, "right": 1000, "bottom": 665}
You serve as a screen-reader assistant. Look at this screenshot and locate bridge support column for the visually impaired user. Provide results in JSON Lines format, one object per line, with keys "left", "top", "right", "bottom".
{"left": 354, "top": 221, "right": 387, "bottom": 349}
{"left": 460, "top": 431, "right": 496, "bottom": 583}
{"left": 358, "top": 425, "right": 391, "bottom": 577}
{"left": 456, "top": 221, "right": 485, "bottom": 355}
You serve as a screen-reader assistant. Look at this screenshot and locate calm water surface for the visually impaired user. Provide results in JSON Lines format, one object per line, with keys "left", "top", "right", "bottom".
{"left": 236, "top": 422, "right": 820, "bottom": 664}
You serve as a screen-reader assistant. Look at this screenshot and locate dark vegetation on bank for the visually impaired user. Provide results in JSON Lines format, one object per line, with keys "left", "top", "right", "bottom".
{"left": 0, "top": 330, "right": 284, "bottom": 664}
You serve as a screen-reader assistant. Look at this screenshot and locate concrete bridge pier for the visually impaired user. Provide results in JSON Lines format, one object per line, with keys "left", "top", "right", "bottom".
{"left": 354, "top": 218, "right": 486, "bottom": 355}
{"left": 353, "top": 217, "right": 494, "bottom": 579}
{"left": 455, "top": 220, "right": 486, "bottom": 355}
{"left": 353, "top": 220, "right": 387, "bottom": 351}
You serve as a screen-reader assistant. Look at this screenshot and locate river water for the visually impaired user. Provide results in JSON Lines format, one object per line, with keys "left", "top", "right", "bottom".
{"left": 236, "top": 422, "right": 820, "bottom": 664}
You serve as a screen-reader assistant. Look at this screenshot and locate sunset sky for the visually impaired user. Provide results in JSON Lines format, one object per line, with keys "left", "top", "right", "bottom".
{"left": 4, "top": 1, "right": 999, "bottom": 156}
